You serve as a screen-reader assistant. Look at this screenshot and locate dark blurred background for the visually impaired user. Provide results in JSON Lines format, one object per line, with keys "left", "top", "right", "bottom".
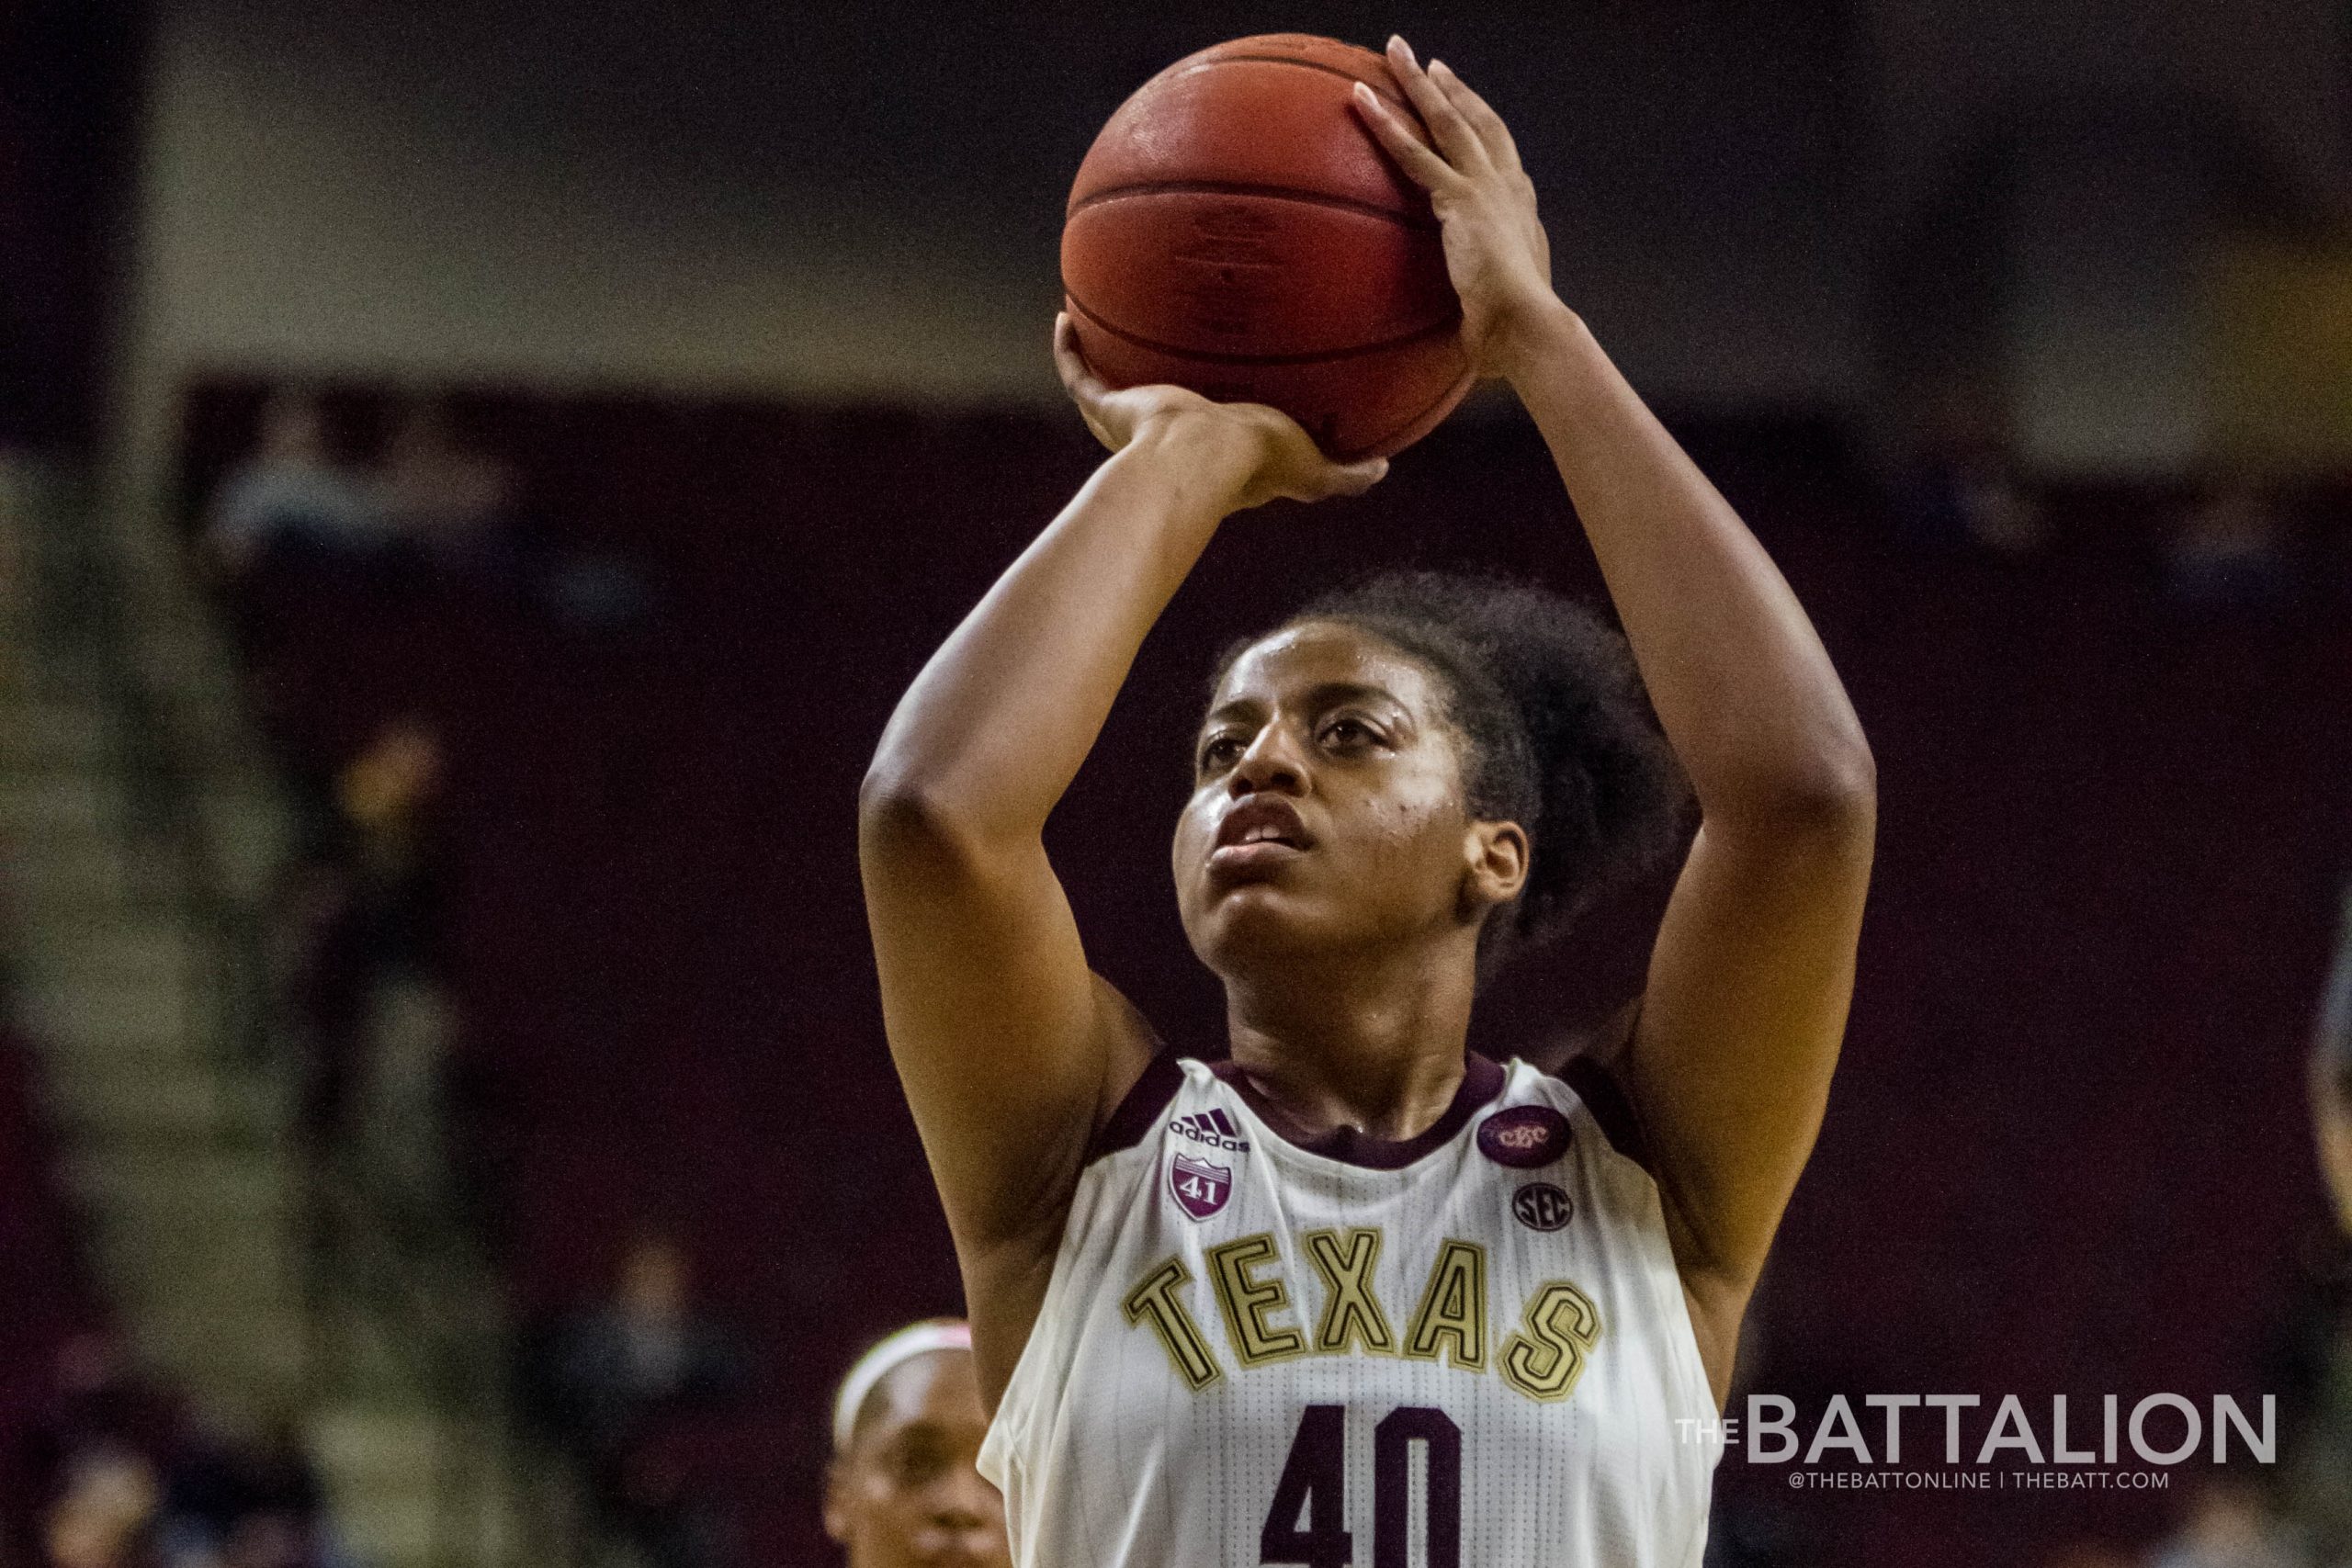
{"left": 4, "top": 4, "right": 2350, "bottom": 1568}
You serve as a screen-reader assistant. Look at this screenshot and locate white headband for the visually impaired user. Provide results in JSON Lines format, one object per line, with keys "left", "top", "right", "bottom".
{"left": 831, "top": 1319, "right": 974, "bottom": 1453}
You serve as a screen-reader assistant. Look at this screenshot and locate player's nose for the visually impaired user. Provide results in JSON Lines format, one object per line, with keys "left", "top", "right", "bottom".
{"left": 1228, "top": 717, "right": 1309, "bottom": 796}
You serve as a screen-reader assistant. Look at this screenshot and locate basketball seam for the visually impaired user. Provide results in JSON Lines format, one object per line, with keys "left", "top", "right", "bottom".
{"left": 1067, "top": 179, "right": 1439, "bottom": 230}
{"left": 1170, "top": 53, "right": 1414, "bottom": 117}
{"left": 1062, "top": 290, "right": 1463, "bottom": 367}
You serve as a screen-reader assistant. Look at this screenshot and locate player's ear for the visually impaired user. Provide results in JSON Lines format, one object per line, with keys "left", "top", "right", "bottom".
{"left": 1460, "top": 818, "right": 1529, "bottom": 914}
{"left": 822, "top": 1458, "right": 855, "bottom": 1546}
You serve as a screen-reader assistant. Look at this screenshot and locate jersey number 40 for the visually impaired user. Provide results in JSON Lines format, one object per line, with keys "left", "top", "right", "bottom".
{"left": 1261, "top": 1404, "right": 1459, "bottom": 1568}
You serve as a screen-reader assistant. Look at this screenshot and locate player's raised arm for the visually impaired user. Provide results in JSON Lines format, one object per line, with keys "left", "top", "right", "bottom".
{"left": 1357, "top": 37, "right": 1876, "bottom": 1398}
{"left": 856, "top": 319, "right": 1385, "bottom": 1391}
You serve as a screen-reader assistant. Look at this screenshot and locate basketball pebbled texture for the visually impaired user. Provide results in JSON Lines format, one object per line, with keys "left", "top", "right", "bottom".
{"left": 1062, "top": 34, "right": 1475, "bottom": 462}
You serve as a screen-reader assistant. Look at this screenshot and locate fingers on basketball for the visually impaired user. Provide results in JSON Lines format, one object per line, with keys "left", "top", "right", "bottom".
{"left": 1350, "top": 83, "right": 1451, "bottom": 190}
{"left": 1429, "top": 62, "right": 1522, "bottom": 176}
{"left": 1383, "top": 41, "right": 1487, "bottom": 176}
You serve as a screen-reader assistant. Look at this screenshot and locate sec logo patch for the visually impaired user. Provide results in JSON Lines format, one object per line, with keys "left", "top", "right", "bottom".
{"left": 1512, "top": 1183, "right": 1574, "bottom": 1232}
{"left": 1478, "top": 1105, "right": 1572, "bottom": 1168}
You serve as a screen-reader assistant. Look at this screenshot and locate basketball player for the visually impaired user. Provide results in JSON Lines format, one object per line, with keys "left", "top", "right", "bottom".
{"left": 825, "top": 1319, "right": 1011, "bottom": 1567}
{"left": 858, "top": 35, "right": 1875, "bottom": 1566}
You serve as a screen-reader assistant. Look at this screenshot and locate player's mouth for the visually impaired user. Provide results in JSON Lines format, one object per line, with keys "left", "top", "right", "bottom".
{"left": 1208, "top": 796, "right": 1315, "bottom": 876}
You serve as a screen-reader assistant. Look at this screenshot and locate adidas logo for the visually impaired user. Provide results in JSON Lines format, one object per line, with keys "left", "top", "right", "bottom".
{"left": 1170, "top": 1108, "right": 1252, "bottom": 1153}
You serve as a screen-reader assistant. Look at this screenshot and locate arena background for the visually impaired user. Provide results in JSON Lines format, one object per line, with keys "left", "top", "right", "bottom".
{"left": 4, "top": 3, "right": 2351, "bottom": 1567}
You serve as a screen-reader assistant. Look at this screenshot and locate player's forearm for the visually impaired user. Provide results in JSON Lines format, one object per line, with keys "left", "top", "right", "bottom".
{"left": 1501, "top": 300, "right": 1873, "bottom": 828}
{"left": 862, "top": 418, "right": 1256, "bottom": 843}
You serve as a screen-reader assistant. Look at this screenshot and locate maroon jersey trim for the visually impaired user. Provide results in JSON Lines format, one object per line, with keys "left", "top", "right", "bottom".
{"left": 1207, "top": 1053, "right": 1508, "bottom": 1170}
{"left": 1085, "top": 1050, "right": 1187, "bottom": 1165}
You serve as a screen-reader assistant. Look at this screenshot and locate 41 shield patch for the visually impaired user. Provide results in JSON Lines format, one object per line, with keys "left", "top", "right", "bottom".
{"left": 1170, "top": 1152, "right": 1231, "bottom": 1220}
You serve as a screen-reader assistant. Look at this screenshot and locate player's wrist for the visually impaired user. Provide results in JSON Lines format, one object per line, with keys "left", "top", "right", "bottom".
{"left": 1122, "top": 411, "right": 1276, "bottom": 511}
{"left": 1487, "top": 294, "right": 1587, "bottom": 385}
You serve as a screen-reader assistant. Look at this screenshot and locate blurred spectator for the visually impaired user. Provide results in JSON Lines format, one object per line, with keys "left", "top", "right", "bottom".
{"left": 2145, "top": 1476, "right": 2308, "bottom": 1568}
{"left": 203, "top": 393, "right": 385, "bottom": 576}
{"left": 41, "top": 1447, "right": 162, "bottom": 1568}
{"left": 2163, "top": 475, "right": 2296, "bottom": 615}
{"left": 377, "top": 400, "right": 520, "bottom": 580}
{"left": 525, "top": 1235, "right": 752, "bottom": 1568}
{"left": 205, "top": 393, "right": 402, "bottom": 817}
{"left": 155, "top": 1407, "right": 345, "bottom": 1568}
{"left": 373, "top": 396, "right": 650, "bottom": 626}
{"left": 824, "top": 1321, "right": 1008, "bottom": 1568}
{"left": 13, "top": 1340, "right": 354, "bottom": 1568}
{"left": 285, "top": 717, "right": 450, "bottom": 1156}
{"left": 209, "top": 387, "right": 654, "bottom": 681}
{"left": 18, "top": 1337, "right": 183, "bottom": 1518}
{"left": 1893, "top": 383, "right": 2047, "bottom": 558}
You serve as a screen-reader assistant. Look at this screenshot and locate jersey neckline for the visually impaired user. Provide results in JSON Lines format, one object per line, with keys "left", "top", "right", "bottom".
{"left": 1207, "top": 1052, "right": 1508, "bottom": 1170}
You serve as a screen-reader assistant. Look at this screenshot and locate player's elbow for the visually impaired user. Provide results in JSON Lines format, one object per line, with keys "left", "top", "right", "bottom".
{"left": 1795, "top": 740, "right": 1877, "bottom": 831}
{"left": 856, "top": 764, "right": 1001, "bottom": 871}
{"left": 858, "top": 765, "right": 952, "bottom": 852}
{"left": 1713, "top": 738, "right": 1876, "bottom": 845}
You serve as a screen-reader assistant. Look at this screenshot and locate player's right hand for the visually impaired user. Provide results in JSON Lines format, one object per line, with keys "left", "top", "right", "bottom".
{"left": 1053, "top": 312, "right": 1390, "bottom": 511}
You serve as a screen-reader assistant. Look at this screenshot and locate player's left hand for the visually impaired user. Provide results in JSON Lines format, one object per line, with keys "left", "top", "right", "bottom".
{"left": 1351, "top": 36, "right": 1561, "bottom": 380}
{"left": 1052, "top": 313, "right": 1389, "bottom": 508}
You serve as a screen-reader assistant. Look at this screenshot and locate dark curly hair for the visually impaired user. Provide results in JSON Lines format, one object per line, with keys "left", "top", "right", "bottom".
{"left": 1211, "top": 570, "right": 1692, "bottom": 972}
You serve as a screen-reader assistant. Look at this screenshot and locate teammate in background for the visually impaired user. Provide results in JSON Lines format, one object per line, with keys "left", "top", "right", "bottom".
{"left": 2312, "top": 884, "right": 2352, "bottom": 1236}
{"left": 824, "top": 1320, "right": 1010, "bottom": 1568}
{"left": 859, "top": 35, "right": 1874, "bottom": 1567}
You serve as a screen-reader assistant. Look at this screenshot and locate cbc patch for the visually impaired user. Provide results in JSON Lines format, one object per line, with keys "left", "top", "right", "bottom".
{"left": 1512, "top": 1183, "right": 1574, "bottom": 1232}
{"left": 1478, "top": 1104, "right": 1572, "bottom": 1168}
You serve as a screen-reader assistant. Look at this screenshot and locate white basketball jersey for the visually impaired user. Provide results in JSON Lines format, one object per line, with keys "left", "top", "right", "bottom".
{"left": 978, "top": 1052, "right": 1724, "bottom": 1567}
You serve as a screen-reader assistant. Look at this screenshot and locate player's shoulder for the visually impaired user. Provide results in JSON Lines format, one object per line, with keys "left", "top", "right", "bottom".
{"left": 1082, "top": 1050, "right": 1215, "bottom": 1166}
{"left": 1507, "top": 1053, "right": 1658, "bottom": 1181}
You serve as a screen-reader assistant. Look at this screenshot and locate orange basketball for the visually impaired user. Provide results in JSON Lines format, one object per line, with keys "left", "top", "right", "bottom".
{"left": 1061, "top": 34, "right": 1473, "bottom": 463}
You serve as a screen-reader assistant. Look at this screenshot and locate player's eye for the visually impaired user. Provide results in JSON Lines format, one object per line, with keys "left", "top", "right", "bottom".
{"left": 891, "top": 1433, "right": 954, "bottom": 1486}
{"left": 1197, "top": 734, "right": 1246, "bottom": 772}
{"left": 1320, "top": 716, "right": 1383, "bottom": 750}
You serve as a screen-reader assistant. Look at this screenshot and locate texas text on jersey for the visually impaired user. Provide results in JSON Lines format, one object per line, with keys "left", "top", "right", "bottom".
{"left": 979, "top": 1052, "right": 1725, "bottom": 1568}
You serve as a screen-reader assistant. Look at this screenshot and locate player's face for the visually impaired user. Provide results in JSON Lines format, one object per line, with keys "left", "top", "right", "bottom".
{"left": 824, "top": 1351, "right": 1009, "bottom": 1568}
{"left": 1174, "top": 622, "right": 1522, "bottom": 977}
